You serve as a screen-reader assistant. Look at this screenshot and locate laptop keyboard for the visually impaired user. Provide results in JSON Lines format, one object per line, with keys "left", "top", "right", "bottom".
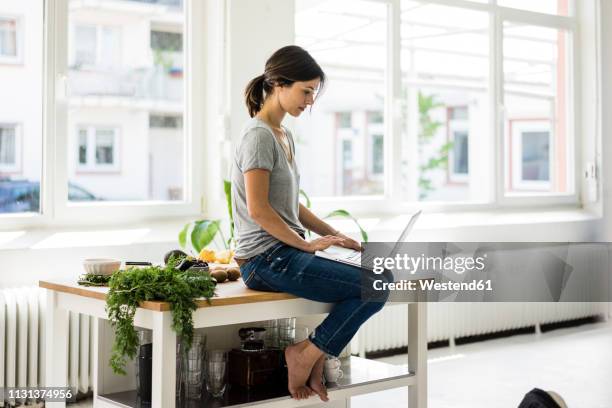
{"left": 346, "top": 251, "right": 376, "bottom": 264}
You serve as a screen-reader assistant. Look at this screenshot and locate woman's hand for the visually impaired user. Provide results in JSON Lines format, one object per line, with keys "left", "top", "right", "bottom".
{"left": 305, "top": 235, "right": 346, "bottom": 253}
{"left": 333, "top": 232, "right": 362, "bottom": 251}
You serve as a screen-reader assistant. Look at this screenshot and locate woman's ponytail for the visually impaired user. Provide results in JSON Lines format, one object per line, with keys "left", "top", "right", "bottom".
{"left": 244, "top": 74, "right": 267, "bottom": 118}
{"left": 244, "top": 46, "right": 326, "bottom": 117}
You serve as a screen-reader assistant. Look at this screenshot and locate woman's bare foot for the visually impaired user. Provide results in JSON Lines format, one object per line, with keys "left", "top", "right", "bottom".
{"left": 284, "top": 339, "right": 323, "bottom": 400}
{"left": 308, "top": 354, "right": 329, "bottom": 401}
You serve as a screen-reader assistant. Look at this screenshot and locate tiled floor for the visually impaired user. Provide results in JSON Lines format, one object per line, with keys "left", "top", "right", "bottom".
{"left": 73, "top": 321, "right": 612, "bottom": 407}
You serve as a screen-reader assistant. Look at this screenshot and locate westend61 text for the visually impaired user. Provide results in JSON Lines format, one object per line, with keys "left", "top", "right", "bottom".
{"left": 373, "top": 279, "right": 493, "bottom": 292}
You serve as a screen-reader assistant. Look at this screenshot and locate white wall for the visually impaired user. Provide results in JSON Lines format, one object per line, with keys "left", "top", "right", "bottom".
{"left": 599, "top": 0, "right": 612, "bottom": 317}
{"left": 602, "top": 0, "right": 612, "bottom": 242}
{"left": 226, "top": 0, "right": 295, "bottom": 147}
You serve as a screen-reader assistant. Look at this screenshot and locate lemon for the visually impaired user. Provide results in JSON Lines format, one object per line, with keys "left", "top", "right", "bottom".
{"left": 199, "top": 248, "right": 216, "bottom": 262}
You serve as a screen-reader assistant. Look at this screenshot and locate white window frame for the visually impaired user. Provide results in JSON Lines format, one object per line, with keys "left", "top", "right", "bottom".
{"left": 0, "top": 0, "right": 206, "bottom": 228}
{"left": 0, "top": 123, "right": 22, "bottom": 173}
{"left": 510, "top": 120, "right": 552, "bottom": 191}
{"left": 75, "top": 125, "right": 121, "bottom": 172}
{"left": 0, "top": 15, "right": 23, "bottom": 64}
{"left": 301, "top": 0, "right": 582, "bottom": 216}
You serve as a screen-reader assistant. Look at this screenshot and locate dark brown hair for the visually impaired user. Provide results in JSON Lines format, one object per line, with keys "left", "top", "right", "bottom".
{"left": 244, "top": 45, "right": 325, "bottom": 118}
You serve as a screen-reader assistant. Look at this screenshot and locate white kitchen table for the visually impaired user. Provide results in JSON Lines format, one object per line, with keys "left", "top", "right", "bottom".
{"left": 40, "top": 277, "right": 427, "bottom": 408}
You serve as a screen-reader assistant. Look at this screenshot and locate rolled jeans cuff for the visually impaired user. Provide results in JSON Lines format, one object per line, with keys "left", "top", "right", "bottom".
{"left": 308, "top": 328, "right": 339, "bottom": 358}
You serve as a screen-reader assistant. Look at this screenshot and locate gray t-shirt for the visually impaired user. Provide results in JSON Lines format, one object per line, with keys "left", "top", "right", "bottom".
{"left": 231, "top": 117, "right": 305, "bottom": 259}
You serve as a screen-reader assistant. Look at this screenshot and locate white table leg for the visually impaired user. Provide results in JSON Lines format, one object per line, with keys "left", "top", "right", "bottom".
{"left": 92, "top": 317, "right": 103, "bottom": 406}
{"left": 45, "top": 289, "right": 69, "bottom": 408}
{"left": 151, "top": 311, "right": 176, "bottom": 408}
{"left": 408, "top": 301, "right": 427, "bottom": 408}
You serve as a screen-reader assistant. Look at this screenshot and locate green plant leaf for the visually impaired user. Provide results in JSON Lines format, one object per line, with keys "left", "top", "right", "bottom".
{"left": 299, "top": 189, "right": 312, "bottom": 208}
{"left": 190, "top": 220, "right": 220, "bottom": 253}
{"left": 223, "top": 180, "right": 235, "bottom": 247}
{"left": 224, "top": 180, "right": 233, "bottom": 223}
{"left": 324, "top": 209, "right": 369, "bottom": 243}
{"left": 325, "top": 209, "right": 350, "bottom": 218}
{"left": 178, "top": 223, "right": 190, "bottom": 248}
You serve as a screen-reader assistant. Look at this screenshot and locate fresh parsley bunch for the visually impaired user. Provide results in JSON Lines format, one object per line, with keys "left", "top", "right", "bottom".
{"left": 106, "top": 258, "right": 216, "bottom": 375}
{"left": 77, "top": 273, "right": 112, "bottom": 287}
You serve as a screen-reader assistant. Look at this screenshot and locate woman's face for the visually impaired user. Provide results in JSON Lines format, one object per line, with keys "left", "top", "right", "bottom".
{"left": 277, "top": 78, "right": 321, "bottom": 117}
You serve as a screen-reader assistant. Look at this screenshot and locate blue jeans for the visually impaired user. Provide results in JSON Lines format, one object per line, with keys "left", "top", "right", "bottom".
{"left": 239, "top": 242, "right": 394, "bottom": 357}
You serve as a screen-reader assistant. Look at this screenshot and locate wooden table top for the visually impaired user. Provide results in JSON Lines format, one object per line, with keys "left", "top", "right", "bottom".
{"left": 39, "top": 279, "right": 298, "bottom": 312}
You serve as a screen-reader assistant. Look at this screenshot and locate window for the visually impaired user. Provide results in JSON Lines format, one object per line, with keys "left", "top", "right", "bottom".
{"left": 0, "top": 16, "right": 20, "bottom": 62}
{"left": 150, "top": 27, "right": 183, "bottom": 74}
{"left": 295, "top": 0, "right": 387, "bottom": 198}
{"left": 0, "top": 3, "right": 42, "bottom": 217}
{"left": 295, "top": 0, "right": 577, "bottom": 209}
{"left": 337, "top": 112, "right": 352, "bottom": 129}
{"left": 510, "top": 120, "right": 551, "bottom": 191}
{"left": 368, "top": 111, "right": 384, "bottom": 179}
{"left": 67, "top": 0, "right": 186, "bottom": 203}
{"left": 448, "top": 107, "right": 469, "bottom": 183}
{"left": 71, "top": 24, "right": 121, "bottom": 68}
{"left": 151, "top": 30, "right": 183, "bottom": 52}
{"left": 371, "top": 134, "right": 384, "bottom": 176}
{"left": 0, "top": 0, "right": 203, "bottom": 223}
{"left": 503, "top": 23, "right": 571, "bottom": 195}
{"left": 76, "top": 126, "right": 120, "bottom": 172}
{"left": 400, "top": 2, "right": 489, "bottom": 202}
{"left": 0, "top": 124, "right": 19, "bottom": 172}
{"left": 149, "top": 114, "right": 183, "bottom": 129}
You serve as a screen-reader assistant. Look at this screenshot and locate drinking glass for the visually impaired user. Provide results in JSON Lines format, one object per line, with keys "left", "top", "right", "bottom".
{"left": 205, "top": 350, "right": 228, "bottom": 398}
{"left": 263, "top": 319, "right": 279, "bottom": 348}
{"left": 277, "top": 317, "right": 296, "bottom": 348}
{"left": 293, "top": 326, "right": 310, "bottom": 343}
{"left": 182, "top": 333, "right": 207, "bottom": 400}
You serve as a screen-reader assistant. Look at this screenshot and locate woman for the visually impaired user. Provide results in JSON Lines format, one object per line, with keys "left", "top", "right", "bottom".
{"left": 231, "top": 45, "right": 393, "bottom": 401}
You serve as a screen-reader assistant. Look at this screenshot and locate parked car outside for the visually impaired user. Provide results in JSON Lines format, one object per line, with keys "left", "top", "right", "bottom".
{"left": 0, "top": 179, "right": 102, "bottom": 213}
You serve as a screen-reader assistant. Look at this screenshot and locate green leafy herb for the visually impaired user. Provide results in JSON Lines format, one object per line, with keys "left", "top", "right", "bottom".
{"left": 105, "top": 259, "right": 216, "bottom": 375}
{"left": 78, "top": 273, "right": 112, "bottom": 287}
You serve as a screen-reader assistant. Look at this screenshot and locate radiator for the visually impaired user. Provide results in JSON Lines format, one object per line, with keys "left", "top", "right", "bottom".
{"left": 353, "top": 302, "right": 609, "bottom": 355}
{"left": 0, "top": 287, "right": 94, "bottom": 407}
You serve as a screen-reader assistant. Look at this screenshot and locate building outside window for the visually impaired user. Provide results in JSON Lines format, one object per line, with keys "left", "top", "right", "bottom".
{"left": 151, "top": 30, "right": 182, "bottom": 52}
{"left": 76, "top": 126, "right": 120, "bottom": 172}
{"left": 67, "top": 0, "right": 186, "bottom": 203}
{"left": 447, "top": 106, "right": 469, "bottom": 184}
{"left": 0, "top": 16, "right": 21, "bottom": 63}
{"left": 509, "top": 120, "right": 551, "bottom": 191}
{"left": 371, "top": 134, "right": 384, "bottom": 176}
{"left": 0, "top": 124, "right": 20, "bottom": 173}
{"left": 71, "top": 24, "right": 121, "bottom": 68}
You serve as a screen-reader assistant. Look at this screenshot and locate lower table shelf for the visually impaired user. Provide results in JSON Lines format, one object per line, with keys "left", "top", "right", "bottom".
{"left": 97, "top": 356, "right": 414, "bottom": 408}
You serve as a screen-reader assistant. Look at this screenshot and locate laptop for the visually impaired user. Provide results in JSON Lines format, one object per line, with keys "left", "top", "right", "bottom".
{"left": 315, "top": 210, "right": 422, "bottom": 268}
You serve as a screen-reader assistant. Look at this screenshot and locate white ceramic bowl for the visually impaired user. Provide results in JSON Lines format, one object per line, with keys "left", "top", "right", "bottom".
{"left": 83, "top": 258, "right": 121, "bottom": 276}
